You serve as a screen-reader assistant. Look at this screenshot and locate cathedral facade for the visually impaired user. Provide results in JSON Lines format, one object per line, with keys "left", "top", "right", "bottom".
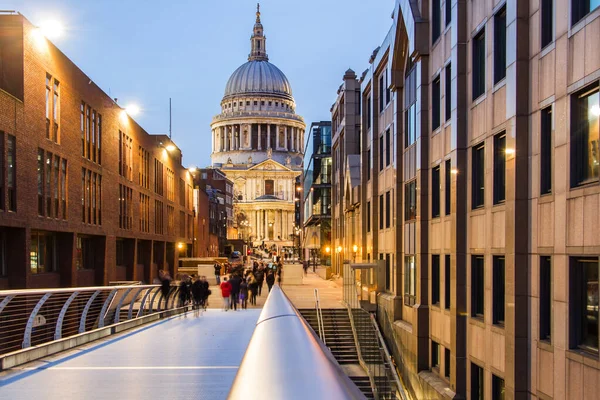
{"left": 210, "top": 5, "right": 305, "bottom": 248}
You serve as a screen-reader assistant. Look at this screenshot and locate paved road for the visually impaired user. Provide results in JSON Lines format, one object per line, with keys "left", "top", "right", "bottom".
{"left": 0, "top": 309, "right": 261, "bottom": 400}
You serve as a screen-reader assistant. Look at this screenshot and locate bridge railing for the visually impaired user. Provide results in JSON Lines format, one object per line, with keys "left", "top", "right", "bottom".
{"left": 228, "top": 285, "right": 367, "bottom": 400}
{"left": 0, "top": 283, "right": 181, "bottom": 356}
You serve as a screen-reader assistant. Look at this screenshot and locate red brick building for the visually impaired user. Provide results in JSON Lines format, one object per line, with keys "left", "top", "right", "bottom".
{"left": 0, "top": 13, "right": 194, "bottom": 289}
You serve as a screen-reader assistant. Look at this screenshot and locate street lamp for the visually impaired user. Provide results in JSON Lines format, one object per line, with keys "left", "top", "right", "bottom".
{"left": 352, "top": 244, "right": 358, "bottom": 263}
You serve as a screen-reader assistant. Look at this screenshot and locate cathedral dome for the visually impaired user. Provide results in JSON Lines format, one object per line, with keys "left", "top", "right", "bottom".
{"left": 224, "top": 60, "right": 293, "bottom": 101}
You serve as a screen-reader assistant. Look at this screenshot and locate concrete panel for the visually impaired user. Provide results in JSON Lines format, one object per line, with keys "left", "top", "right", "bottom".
{"left": 431, "top": 221, "right": 442, "bottom": 251}
{"left": 470, "top": 100, "right": 487, "bottom": 143}
{"left": 539, "top": 50, "right": 556, "bottom": 101}
{"left": 444, "top": 219, "right": 451, "bottom": 252}
{"left": 555, "top": 36, "right": 569, "bottom": 98}
{"left": 583, "top": 364, "right": 600, "bottom": 400}
{"left": 530, "top": 9, "right": 540, "bottom": 58}
{"left": 553, "top": 299, "right": 567, "bottom": 349}
{"left": 585, "top": 18, "right": 600, "bottom": 76}
{"left": 531, "top": 55, "right": 540, "bottom": 110}
{"left": 583, "top": 194, "right": 600, "bottom": 247}
{"left": 567, "top": 358, "right": 584, "bottom": 400}
{"left": 538, "top": 348, "right": 554, "bottom": 397}
{"left": 554, "top": 349, "right": 566, "bottom": 400}
{"left": 492, "top": 210, "right": 506, "bottom": 249}
{"left": 553, "top": 255, "right": 568, "bottom": 304}
{"left": 569, "top": 30, "right": 585, "bottom": 85}
{"left": 470, "top": 214, "right": 486, "bottom": 250}
{"left": 567, "top": 197, "right": 584, "bottom": 247}
{"left": 432, "top": 132, "right": 442, "bottom": 163}
{"left": 490, "top": 329, "right": 505, "bottom": 372}
{"left": 468, "top": 322, "right": 486, "bottom": 362}
{"left": 493, "top": 85, "right": 507, "bottom": 128}
{"left": 539, "top": 201, "right": 554, "bottom": 248}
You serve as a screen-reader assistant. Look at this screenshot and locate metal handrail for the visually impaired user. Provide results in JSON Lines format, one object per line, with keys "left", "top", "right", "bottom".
{"left": 314, "top": 288, "right": 326, "bottom": 345}
{"left": 347, "top": 307, "right": 380, "bottom": 399}
{"left": 370, "top": 314, "right": 410, "bottom": 400}
{"left": 228, "top": 286, "right": 366, "bottom": 399}
{"left": 0, "top": 283, "right": 182, "bottom": 356}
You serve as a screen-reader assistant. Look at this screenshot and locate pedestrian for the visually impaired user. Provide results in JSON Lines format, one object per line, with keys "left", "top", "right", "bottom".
{"left": 277, "top": 263, "right": 284, "bottom": 288}
{"left": 229, "top": 273, "right": 242, "bottom": 311}
{"left": 220, "top": 277, "right": 231, "bottom": 311}
{"left": 302, "top": 260, "right": 309, "bottom": 276}
{"left": 240, "top": 278, "right": 249, "bottom": 309}
{"left": 191, "top": 276, "right": 203, "bottom": 317}
{"left": 179, "top": 275, "right": 191, "bottom": 314}
{"left": 255, "top": 267, "right": 265, "bottom": 296}
{"left": 248, "top": 272, "right": 258, "bottom": 305}
{"left": 201, "top": 276, "right": 210, "bottom": 309}
{"left": 214, "top": 262, "right": 222, "bottom": 285}
{"left": 159, "top": 270, "right": 172, "bottom": 307}
{"left": 266, "top": 271, "right": 275, "bottom": 293}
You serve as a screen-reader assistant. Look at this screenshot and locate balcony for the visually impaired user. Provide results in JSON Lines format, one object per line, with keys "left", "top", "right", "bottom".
{"left": 213, "top": 110, "right": 305, "bottom": 124}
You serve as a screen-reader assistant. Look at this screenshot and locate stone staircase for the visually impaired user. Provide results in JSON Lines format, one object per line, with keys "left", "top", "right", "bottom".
{"left": 299, "top": 308, "right": 374, "bottom": 399}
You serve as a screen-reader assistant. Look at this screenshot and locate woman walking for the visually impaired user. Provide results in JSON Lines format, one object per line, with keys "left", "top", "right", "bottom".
{"left": 266, "top": 271, "right": 275, "bottom": 293}
{"left": 220, "top": 277, "right": 232, "bottom": 311}
{"left": 248, "top": 272, "right": 258, "bottom": 305}
{"left": 239, "top": 278, "right": 249, "bottom": 309}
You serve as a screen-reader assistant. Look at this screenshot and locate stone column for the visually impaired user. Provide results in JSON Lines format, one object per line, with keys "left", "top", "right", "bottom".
{"left": 258, "top": 124, "right": 262, "bottom": 150}
{"left": 274, "top": 210, "right": 279, "bottom": 241}
{"left": 284, "top": 126, "right": 288, "bottom": 150}
{"left": 264, "top": 210, "right": 268, "bottom": 241}
{"left": 275, "top": 125, "right": 280, "bottom": 149}
{"left": 267, "top": 124, "right": 271, "bottom": 149}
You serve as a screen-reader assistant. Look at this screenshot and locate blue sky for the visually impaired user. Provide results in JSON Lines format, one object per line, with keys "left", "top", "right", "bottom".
{"left": 8, "top": 0, "right": 394, "bottom": 167}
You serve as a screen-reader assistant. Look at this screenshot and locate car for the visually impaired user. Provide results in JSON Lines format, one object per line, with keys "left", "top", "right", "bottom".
{"left": 231, "top": 251, "right": 241, "bottom": 259}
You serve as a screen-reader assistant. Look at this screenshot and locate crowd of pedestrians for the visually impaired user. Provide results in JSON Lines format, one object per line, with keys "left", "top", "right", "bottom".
{"left": 157, "top": 258, "right": 285, "bottom": 315}
{"left": 218, "top": 260, "right": 284, "bottom": 311}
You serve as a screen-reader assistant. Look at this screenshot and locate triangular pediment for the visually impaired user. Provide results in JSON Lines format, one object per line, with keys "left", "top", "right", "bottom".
{"left": 248, "top": 159, "right": 292, "bottom": 172}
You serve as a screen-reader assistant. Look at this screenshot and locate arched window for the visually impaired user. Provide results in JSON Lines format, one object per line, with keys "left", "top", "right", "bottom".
{"left": 265, "top": 180, "right": 274, "bottom": 196}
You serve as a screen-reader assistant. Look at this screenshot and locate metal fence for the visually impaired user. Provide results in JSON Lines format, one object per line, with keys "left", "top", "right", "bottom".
{"left": 0, "top": 283, "right": 181, "bottom": 356}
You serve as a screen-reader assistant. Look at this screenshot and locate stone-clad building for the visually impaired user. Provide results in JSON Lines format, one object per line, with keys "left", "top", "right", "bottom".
{"left": 334, "top": 0, "right": 600, "bottom": 398}
{"left": 0, "top": 13, "right": 194, "bottom": 289}
{"left": 210, "top": 5, "right": 305, "bottom": 249}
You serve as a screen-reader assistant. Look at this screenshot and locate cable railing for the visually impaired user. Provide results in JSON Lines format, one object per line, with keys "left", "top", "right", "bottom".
{"left": 314, "top": 288, "right": 326, "bottom": 345}
{"left": 0, "top": 283, "right": 181, "bottom": 357}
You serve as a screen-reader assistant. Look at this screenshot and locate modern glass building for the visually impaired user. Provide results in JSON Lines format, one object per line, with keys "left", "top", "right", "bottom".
{"left": 302, "top": 121, "right": 332, "bottom": 267}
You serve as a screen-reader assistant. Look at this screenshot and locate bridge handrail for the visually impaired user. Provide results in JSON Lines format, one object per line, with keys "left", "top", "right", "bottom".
{"left": 0, "top": 283, "right": 180, "bottom": 357}
{"left": 228, "top": 285, "right": 367, "bottom": 399}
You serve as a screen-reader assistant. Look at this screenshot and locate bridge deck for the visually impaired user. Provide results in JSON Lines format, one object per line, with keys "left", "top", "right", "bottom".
{"left": 0, "top": 309, "right": 261, "bottom": 400}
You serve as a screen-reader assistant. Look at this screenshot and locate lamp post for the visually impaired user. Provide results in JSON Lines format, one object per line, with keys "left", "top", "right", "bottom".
{"left": 352, "top": 244, "right": 358, "bottom": 263}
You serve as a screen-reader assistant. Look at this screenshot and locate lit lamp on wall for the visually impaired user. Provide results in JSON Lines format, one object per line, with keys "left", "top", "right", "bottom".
{"left": 325, "top": 246, "right": 331, "bottom": 254}
{"left": 352, "top": 244, "right": 358, "bottom": 262}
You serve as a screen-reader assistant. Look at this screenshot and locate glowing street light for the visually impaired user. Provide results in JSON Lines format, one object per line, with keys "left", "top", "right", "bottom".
{"left": 188, "top": 166, "right": 198, "bottom": 173}
{"left": 38, "top": 20, "right": 64, "bottom": 40}
{"left": 125, "top": 104, "right": 140, "bottom": 116}
{"left": 165, "top": 144, "right": 176, "bottom": 152}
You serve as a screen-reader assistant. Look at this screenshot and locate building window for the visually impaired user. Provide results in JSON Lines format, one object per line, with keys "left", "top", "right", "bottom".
{"left": 404, "top": 255, "right": 417, "bottom": 305}
{"left": 493, "top": 132, "right": 506, "bottom": 204}
{"left": 30, "top": 231, "right": 56, "bottom": 274}
{"left": 472, "top": 29, "right": 486, "bottom": 100}
{"left": 119, "top": 185, "right": 133, "bottom": 230}
{"left": 472, "top": 143, "right": 485, "bottom": 208}
{"left": 445, "top": 159, "right": 451, "bottom": 215}
{"left": 265, "top": 179, "right": 274, "bottom": 196}
{"left": 445, "top": 255, "right": 451, "bottom": 309}
{"left": 432, "top": 0, "right": 441, "bottom": 43}
{"left": 541, "top": 0, "right": 553, "bottom": 48}
{"left": 472, "top": 255, "right": 484, "bottom": 318}
{"left": 385, "top": 254, "right": 391, "bottom": 291}
{"left": 37, "top": 149, "right": 44, "bottom": 216}
{"left": 541, "top": 107, "right": 553, "bottom": 194}
{"left": 76, "top": 236, "right": 97, "bottom": 270}
{"left": 471, "top": 363, "right": 484, "bottom": 400}
{"left": 540, "top": 256, "right": 552, "bottom": 341}
{"left": 569, "top": 257, "right": 599, "bottom": 353}
{"left": 492, "top": 375, "right": 505, "bottom": 400}
{"left": 444, "top": 348, "right": 451, "bottom": 378}
{"left": 155, "top": 159, "right": 164, "bottom": 195}
{"left": 367, "top": 148, "right": 371, "bottom": 180}
{"left": 432, "top": 255, "right": 440, "bottom": 305}
{"left": 7, "top": 135, "right": 15, "bottom": 212}
{"left": 493, "top": 256, "right": 505, "bottom": 325}
{"left": 367, "top": 201, "right": 371, "bottom": 233}
{"left": 0, "top": 133, "right": 3, "bottom": 210}
{"left": 385, "top": 191, "right": 391, "bottom": 228}
{"left": 46, "top": 74, "right": 51, "bottom": 140}
{"left": 61, "top": 159, "right": 67, "bottom": 219}
{"left": 572, "top": 0, "right": 600, "bottom": 25}
{"left": 367, "top": 96, "right": 372, "bottom": 129}
{"left": 405, "top": 61, "right": 417, "bottom": 148}
{"left": 405, "top": 180, "right": 417, "bottom": 221}
{"left": 82, "top": 168, "right": 101, "bottom": 225}
{"left": 432, "top": 76, "right": 441, "bottom": 130}
{"left": 379, "top": 194, "right": 384, "bottom": 230}
{"left": 445, "top": 64, "right": 452, "bottom": 122}
{"left": 45, "top": 152, "right": 52, "bottom": 217}
{"left": 53, "top": 155, "right": 59, "bottom": 217}
{"left": 379, "top": 134, "right": 384, "bottom": 171}
{"left": 431, "top": 341, "right": 440, "bottom": 370}
{"left": 570, "top": 84, "right": 599, "bottom": 187}
{"left": 432, "top": 165, "right": 441, "bottom": 218}
{"left": 385, "top": 128, "right": 391, "bottom": 166}
{"left": 155, "top": 200, "right": 164, "bottom": 234}
{"left": 494, "top": 6, "right": 507, "bottom": 84}
{"left": 446, "top": 0, "right": 451, "bottom": 25}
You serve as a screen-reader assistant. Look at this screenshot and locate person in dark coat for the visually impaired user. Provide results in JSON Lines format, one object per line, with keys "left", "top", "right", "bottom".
{"left": 200, "top": 276, "right": 210, "bottom": 309}
{"left": 266, "top": 271, "right": 275, "bottom": 293}
{"left": 229, "top": 273, "right": 242, "bottom": 311}
{"left": 191, "top": 276, "right": 203, "bottom": 317}
{"left": 159, "top": 270, "right": 172, "bottom": 307}
{"left": 247, "top": 272, "right": 258, "bottom": 305}
{"left": 255, "top": 267, "right": 265, "bottom": 296}
{"left": 214, "top": 263, "right": 222, "bottom": 285}
{"left": 239, "top": 278, "right": 249, "bottom": 309}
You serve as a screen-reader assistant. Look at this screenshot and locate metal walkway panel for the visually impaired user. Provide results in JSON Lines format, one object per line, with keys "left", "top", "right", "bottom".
{"left": 0, "top": 310, "right": 261, "bottom": 400}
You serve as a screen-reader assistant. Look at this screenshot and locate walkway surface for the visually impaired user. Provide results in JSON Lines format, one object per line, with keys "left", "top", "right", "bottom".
{"left": 0, "top": 268, "right": 344, "bottom": 399}
{"left": 207, "top": 265, "right": 344, "bottom": 309}
{"left": 0, "top": 309, "right": 261, "bottom": 400}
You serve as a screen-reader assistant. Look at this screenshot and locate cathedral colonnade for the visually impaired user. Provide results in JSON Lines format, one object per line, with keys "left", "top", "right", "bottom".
{"left": 240, "top": 207, "right": 294, "bottom": 242}
{"left": 211, "top": 122, "right": 304, "bottom": 153}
